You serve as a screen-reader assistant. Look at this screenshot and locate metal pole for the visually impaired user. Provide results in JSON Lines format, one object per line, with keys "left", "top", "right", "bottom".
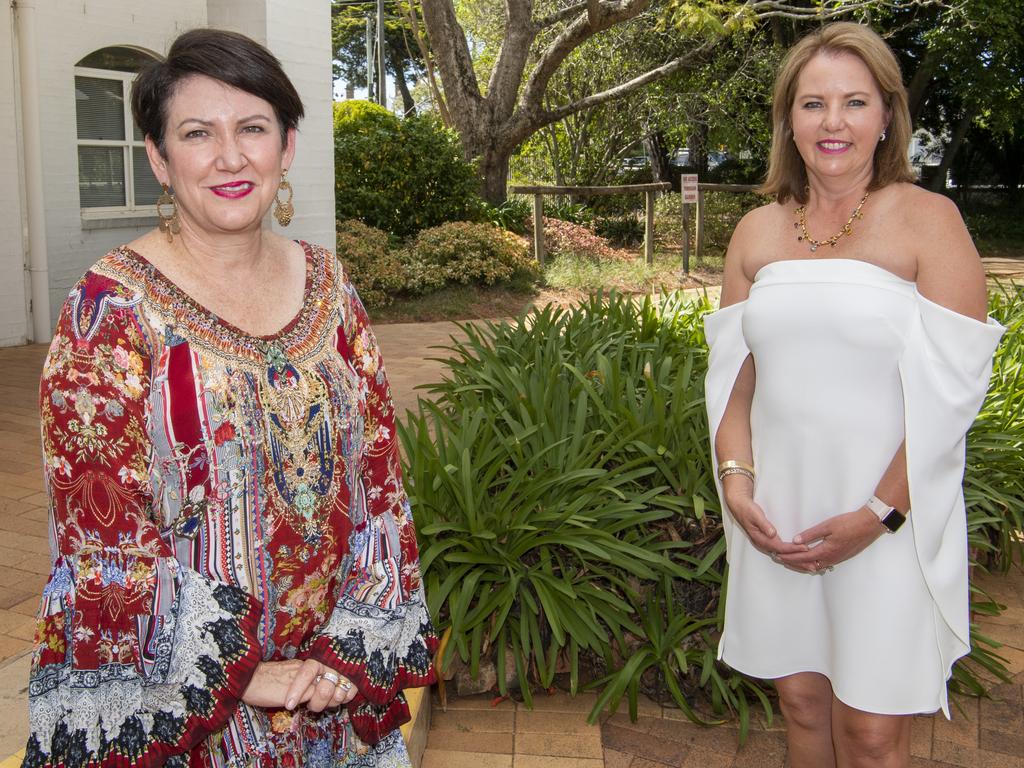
{"left": 365, "top": 16, "right": 374, "bottom": 103}
{"left": 695, "top": 189, "right": 706, "bottom": 264}
{"left": 376, "top": 0, "right": 386, "bottom": 106}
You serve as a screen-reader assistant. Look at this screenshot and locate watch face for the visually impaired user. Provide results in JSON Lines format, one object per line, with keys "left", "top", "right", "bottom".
{"left": 881, "top": 509, "right": 907, "bottom": 533}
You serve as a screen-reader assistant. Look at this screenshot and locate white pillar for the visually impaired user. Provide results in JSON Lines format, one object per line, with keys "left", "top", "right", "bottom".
{"left": 14, "top": 0, "right": 52, "bottom": 343}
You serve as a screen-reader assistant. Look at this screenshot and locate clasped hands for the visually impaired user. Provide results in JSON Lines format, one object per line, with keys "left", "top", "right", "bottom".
{"left": 242, "top": 658, "right": 358, "bottom": 712}
{"left": 725, "top": 491, "right": 884, "bottom": 574}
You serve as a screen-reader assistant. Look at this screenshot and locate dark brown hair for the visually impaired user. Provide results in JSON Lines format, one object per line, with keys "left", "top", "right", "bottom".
{"left": 759, "top": 22, "right": 916, "bottom": 204}
{"left": 132, "top": 28, "right": 304, "bottom": 154}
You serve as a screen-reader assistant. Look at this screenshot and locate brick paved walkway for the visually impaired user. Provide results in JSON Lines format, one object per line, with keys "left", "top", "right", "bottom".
{"left": 1, "top": 304, "right": 1022, "bottom": 767}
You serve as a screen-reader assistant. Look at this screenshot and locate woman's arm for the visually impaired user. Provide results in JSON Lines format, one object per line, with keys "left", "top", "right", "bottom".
{"left": 298, "top": 273, "right": 438, "bottom": 745}
{"left": 26, "top": 272, "right": 264, "bottom": 768}
{"left": 714, "top": 210, "right": 807, "bottom": 558}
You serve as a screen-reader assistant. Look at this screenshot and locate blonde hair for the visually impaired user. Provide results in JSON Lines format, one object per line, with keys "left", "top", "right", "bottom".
{"left": 759, "top": 22, "right": 916, "bottom": 204}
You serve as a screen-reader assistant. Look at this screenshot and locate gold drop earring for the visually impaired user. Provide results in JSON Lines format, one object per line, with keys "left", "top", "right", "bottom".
{"left": 157, "top": 184, "right": 180, "bottom": 242}
{"left": 273, "top": 169, "right": 294, "bottom": 227}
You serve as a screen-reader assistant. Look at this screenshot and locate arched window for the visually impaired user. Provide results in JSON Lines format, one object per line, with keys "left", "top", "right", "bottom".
{"left": 75, "top": 46, "right": 162, "bottom": 213}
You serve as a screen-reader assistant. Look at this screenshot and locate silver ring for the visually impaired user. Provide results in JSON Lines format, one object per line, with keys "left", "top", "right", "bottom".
{"left": 769, "top": 552, "right": 780, "bottom": 563}
{"left": 814, "top": 560, "right": 822, "bottom": 571}
{"left": 339, "top": 679, "right": 353, "bottom": 691}
{"left": 321, "top": 670, "right": 340, "bottom": 686}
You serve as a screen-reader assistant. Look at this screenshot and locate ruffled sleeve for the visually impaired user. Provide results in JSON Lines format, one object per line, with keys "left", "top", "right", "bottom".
{"left": 898, "top": 293, "right": 1005, "bottom": 674}
{"left": 703, "top": 300, "right": 751, "bottom": 555}
{"left": 300, "top": 276, "right": 438, "bottom": 745}
{"left": 24, "top": 272, "right": 263, "bottom": 768}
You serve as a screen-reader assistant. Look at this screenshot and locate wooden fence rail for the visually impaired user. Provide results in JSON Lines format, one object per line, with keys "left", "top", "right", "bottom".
{"left": 509, "top": 181, "right": 758, "bottom": 272}
{"left": 510, "top": 183, "right": 671, "bottom": 266}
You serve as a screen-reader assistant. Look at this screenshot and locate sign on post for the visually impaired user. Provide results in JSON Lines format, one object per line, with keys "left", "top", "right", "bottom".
{"left": 681, "top": 174, "right": 699, "bottom": 203}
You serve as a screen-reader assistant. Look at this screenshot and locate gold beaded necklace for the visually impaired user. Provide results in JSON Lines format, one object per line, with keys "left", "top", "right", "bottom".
{"left": 794, "top": 191, "right": 870, "bottom": 253}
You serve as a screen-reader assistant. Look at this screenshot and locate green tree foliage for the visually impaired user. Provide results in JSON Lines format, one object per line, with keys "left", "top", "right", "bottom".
{"left": 332, "top": 0, "right": 425, "bottom": 114}
{"left": 333, "top": 100, "right": 483, "bottom": 238}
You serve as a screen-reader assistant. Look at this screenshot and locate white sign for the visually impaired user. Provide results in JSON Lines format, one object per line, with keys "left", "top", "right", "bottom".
{"left": 681, "top": 174, "right": 699, "bottom": 203}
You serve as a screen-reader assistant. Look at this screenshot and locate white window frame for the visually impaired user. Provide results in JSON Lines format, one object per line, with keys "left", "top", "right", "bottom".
{"left": 75, "top": 65, "right": 157, "bottom": 220}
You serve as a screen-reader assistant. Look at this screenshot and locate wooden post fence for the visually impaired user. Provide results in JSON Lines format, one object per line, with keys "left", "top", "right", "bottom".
{"left": 510, "top": 182, "right": 672, "bottom": 267}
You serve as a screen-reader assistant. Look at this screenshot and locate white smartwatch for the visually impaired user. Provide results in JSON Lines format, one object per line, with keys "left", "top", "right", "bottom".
{"left": 866, "top": 495, "right": 907, "bottom": 533}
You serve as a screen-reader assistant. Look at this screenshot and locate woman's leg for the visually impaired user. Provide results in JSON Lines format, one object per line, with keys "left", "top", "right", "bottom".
{"left": 774, "top": 672, "right": 836, "bottom": 768}
{"left": 831, "top": 696, "right": 911, "bottom": 768}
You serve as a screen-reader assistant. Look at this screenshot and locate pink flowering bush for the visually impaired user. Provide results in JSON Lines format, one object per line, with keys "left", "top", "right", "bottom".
{"left": 528, "top": 216, "right": 633, "bottom": 262}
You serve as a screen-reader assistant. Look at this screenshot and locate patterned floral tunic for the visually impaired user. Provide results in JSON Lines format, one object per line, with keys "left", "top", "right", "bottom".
{"left": 25, "top": 242, "right": 437, "bottom": 768}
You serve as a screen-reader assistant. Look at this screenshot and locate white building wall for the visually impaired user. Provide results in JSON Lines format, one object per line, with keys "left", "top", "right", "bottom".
{"left": 0, "top": 3, "right": 29, "bottom": 346}
{"left": 27, "top": 0, "right": 207, "bottom": 335}
{"left": 4, "top": 0, "right": 334, "bottom": 342}
{"left": 209, "top": 0, "right": 336, "bottom": 253}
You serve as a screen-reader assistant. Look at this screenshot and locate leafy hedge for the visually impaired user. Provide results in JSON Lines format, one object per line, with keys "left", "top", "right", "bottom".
{"left": 333, "top": 101, "right": 483, "bottom": 238}
{"left": 400, "top": 289, "right": 1024, "bottom": 735}
{"left": 336, "top": 218, "right": 537, "bottom": 308}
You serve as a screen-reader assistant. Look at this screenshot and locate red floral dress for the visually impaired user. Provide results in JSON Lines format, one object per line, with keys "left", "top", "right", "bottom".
{"left": 25, "top": 242, "right": 437, "bottom": 768}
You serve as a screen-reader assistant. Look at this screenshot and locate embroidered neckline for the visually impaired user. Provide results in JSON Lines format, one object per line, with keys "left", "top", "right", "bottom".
{"left": 95, "top": 241, "right": 338, "bottom": 368}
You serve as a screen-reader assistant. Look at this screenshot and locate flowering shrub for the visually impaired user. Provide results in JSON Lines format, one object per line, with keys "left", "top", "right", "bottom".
{"left": 402, "top": 222, "right": 539, "bottom": 293}
{"left": 336, "top": 219, "right": 407, "bottom": 309}
{"left": 529, "top": 216, "right": 632, "bottom": 261}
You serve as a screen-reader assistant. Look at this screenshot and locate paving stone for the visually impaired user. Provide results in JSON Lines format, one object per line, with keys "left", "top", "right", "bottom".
{"left": 934, "top": 698, "right": 979, "bottom": 747}
{"left": 911, "top": 714, "right": 934, "bottom": 758}
{"left": 600, "top": 724, "right": 688, "bottom": 765}
{"left": 627, "top": 758, "right": 677, "bottom": 768}
{"left": 523, "top": 690, "right": 600, "bottom": 714}
{"left": 600, "top": 713, "right": 659, "bottom": 733}
{"left": 731, "top": 731, "right": 787, "bottom": 768}
{"left": 512, "top": 756, "right": 603, "bottom": 768}
{"left": 930, "top": 739, "right": 1024, "bottom": 767}
{"left": 515, "top": 732, "right": 603, "bottom": 759}
{"left": 680, "top": 747, "right": 734, "bottom": 768}
{"left": 426, "top": 730, "right": 514, "bottom": 754}
{"left": 0, "top": 636, "right": 30, "bottom": 664}
{"left": 431, "top": 707, "right": 515, "bottom": 734}
{"left": 516, "top": 709, "right": 603, "bottom": 735}
{"left": 979, "top": 727, "right": 1024, "bottom": 756}
{"left": 438, "top": 693, "right": 516, "bottom": 712}
{"left": 421, "top": 750, "right": 512, "bottom": 768}
{"left": 602, "top": 748, "right": 634, "bottom": 768}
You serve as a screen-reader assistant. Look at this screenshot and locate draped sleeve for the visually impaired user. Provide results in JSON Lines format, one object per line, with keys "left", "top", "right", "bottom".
{"left": 300, "top": 276, "right": 438, "bottom": 745}
{"left": 898, "top": 292, "right": 1005, "bottom": 671}
{"left": 703, "top": 300, "right": 751, "bottom": 556}
{"left": 25, "top": 272, "right": 263, "bottom": 768}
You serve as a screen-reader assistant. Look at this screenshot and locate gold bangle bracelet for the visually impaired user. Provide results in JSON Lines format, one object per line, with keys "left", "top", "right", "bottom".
{"left": 718, "top": 459, "right": 755, "bottom": 476}
{"left": 718, "top": 466, "right": 755, "bottom": 483}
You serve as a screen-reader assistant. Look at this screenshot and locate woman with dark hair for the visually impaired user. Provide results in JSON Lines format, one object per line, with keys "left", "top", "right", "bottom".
{"left": 704, "top": 22, "right": 1003, "bottom": 767}
{"left": 25, "top": 28, "right": 435, "bottom": 768}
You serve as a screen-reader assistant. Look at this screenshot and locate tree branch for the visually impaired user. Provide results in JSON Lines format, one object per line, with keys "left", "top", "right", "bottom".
{"left": 534, "top": 41, "right": 713, "bottom": 131}
{"left": 488, "top": 0, "right": 539, "bottom": 117}
{"left": 517, "top": 0, "right": 652, "bottom": 124}
{"left": 420, "top": 0, "right": 485, "bottom": 125}
{"left": 535, "top": 2, "right": 588, "bottom": 28}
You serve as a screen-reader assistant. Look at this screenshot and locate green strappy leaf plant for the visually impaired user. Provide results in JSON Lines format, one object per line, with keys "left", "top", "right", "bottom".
{"left": 400, "top": 286, "right": 1023, "bottom": 737}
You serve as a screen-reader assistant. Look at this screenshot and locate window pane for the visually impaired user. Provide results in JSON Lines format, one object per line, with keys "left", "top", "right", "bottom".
{"left": 132, "top": 147, "right": 162, "bottom": 205}
{"left": 77, "top": 47, "right": 156, "bottom": 73}
{"left": 76, "top": 77, "right": 125, "bottom": 140}
{"left": 78, "top": 147, "right": 126, "bottom": 207}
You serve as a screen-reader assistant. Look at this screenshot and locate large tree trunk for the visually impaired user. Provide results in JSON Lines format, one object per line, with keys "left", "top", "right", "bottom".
{"left": 389, "top": 45, "right": 417, "bottom": 116}
{"left": 906, "top": 48, "right": 938, "bottom": 125}
{"left": 644, "top": 130, "right": 671, "bottom": 183}
{"left": 480, "top": 148, "right": 512, "bottom": 205}
{"left": 930, "top": 109, "right": 973, "bottom": 193}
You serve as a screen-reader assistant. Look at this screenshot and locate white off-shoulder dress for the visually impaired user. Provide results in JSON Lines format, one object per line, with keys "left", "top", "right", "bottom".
{"left": 704, "top": 258, "right": 1004, "bottom": 716}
